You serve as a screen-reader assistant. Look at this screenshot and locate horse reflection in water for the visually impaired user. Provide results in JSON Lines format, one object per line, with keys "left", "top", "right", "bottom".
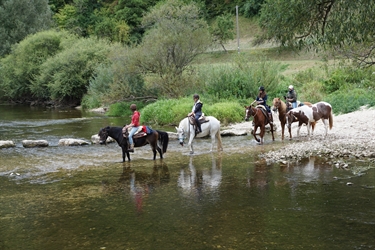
{"left": 177, "top": 154, "right": 222, "bottom": 201}
{"left": 115, "top": 161, "right": 170, "bottom": 213}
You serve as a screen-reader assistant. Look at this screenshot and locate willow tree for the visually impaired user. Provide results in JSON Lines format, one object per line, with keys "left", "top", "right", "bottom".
{"left": 258, "top": 0, "right": 375, "bottom": 67}
{"left": 133, "top": 0, "right": 212, "bottom": 98}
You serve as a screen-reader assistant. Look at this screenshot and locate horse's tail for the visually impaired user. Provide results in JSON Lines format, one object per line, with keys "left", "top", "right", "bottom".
{"left": 329, "top": 111, "right": 333, "bottom": 129}
{"left": 157, "top": 130, "right": 169, "bottom": 153}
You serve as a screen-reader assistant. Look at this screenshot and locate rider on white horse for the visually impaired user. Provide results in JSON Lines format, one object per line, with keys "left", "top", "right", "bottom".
{"left": 188, "top": 94, "right": 203, "bottom": 134}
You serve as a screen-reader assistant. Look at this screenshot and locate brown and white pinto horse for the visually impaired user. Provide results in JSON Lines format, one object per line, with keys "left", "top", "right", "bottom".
{"left": 272, "top": 98, "right": 313, "bottom": 140}
{"left": 285, "top": 101, "right": 333, "bottom": 139}
{"left": 245, "top": 105, "right": 275, "bottom": 144}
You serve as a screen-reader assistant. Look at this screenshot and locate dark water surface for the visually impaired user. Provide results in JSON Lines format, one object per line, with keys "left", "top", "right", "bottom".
{"left": 1, "top": 105, "right": 374, "bottom": 250}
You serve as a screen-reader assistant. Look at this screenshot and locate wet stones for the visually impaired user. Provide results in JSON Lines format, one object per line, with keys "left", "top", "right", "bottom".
{"left": 58, "top": 138, "right": 90, "bottom": 146}
{"left": 22, "top": 140, "right": 49, "bottom": 148}
{"left": 0, "top": 140, "right": 16, "bottom": 148}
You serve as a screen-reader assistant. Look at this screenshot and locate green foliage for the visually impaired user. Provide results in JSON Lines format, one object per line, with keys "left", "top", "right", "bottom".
{"left": 0, "top": 0, "right": 53, "bottom": 57}
{"left": 326, "top": 88, "right": 375, "bottom": 114}
{"left": 136, "top": 0, "right": 212, "bottom": 98}
{"left": 85, "top": 45, "right": 146, "bottom": 108}
{"left": 204, "top": 102, "right": 244, "bottom": 125}
{"left": 35, "top": 37, "right": 111, "bottom": 103}
{"left": 141, "top": 97, "right": 244, "bottom": 126}
{"left": 211, "top": 14, "right": 235, "bottom": 52}
{"left": 242, "top": 0, "right": 264, "bottom": 17}
{"left": 107, "top": 102, "right": 147, "bottom": 119}
{"left": 299, "top": 81, "right": 325, "bottom": 104}
{"left": 0, "top": 30, "right": 73, "bottom": 101}
{"left": 200, "top": 55, "right": 284, "bottom": 100}
{"left": 323, "top": 67, "right": 375, "bottom": 94}
{"left": 141, "top": 98, "right": 191, "bottom": 125}
{"left": 258, "top": 0, "right": 375, "bottom": 65}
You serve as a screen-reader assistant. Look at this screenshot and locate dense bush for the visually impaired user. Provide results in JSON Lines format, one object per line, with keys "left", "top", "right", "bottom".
{"left": 326, "top": 88, "right": 375, "bottom": 114}
{"left": 200, "top": 55, "right": 284, "bottom": 100}
{"left": 141, "top": 97, "right": 244, "bottom": 126}
{"left": 0, "top": 30, "right": 73, "bottom": 101}
{"left": 35, "top": 37, "right": 111, "bottom": 104}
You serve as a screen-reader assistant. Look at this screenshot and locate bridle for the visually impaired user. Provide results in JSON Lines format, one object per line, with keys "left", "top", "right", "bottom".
{"left": 246, "top": 106, "right": 259, "bottom": 120}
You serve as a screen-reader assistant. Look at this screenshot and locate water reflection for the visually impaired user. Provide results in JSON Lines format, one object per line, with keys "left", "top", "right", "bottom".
{"left": 101, "top": 161, "right": 170, "bottom": 214}
{"left": 178, "top": 154, "right": 222, "bottom": 201}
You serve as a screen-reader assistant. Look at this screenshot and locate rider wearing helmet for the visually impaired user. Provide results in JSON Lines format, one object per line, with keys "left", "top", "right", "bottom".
{"left": 125, "top": 104, "right": 140, "bottom": 152}
{"left": 285, "top": 85, "right": 297, "bottom": 109}
{"left": 256, "top": 86, "right": 273, "bottom": 125}
{"left": 188, "top": 94, "right": 203, "bottom": 134}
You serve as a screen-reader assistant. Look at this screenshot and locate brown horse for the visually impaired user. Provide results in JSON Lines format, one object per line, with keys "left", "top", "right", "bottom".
{"left": 244, "top": 105, "right": 275, "bottom": 144}
{"left": 272, "top": 98, "right": 313, "bottom": 140}
{"left": 98, "top": 126, "right": 169, "bottom": 162}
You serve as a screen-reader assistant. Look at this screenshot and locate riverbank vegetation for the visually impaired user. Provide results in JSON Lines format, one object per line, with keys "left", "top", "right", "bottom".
{"left": 1, "top": 0, "right": 375, "bottom": 125}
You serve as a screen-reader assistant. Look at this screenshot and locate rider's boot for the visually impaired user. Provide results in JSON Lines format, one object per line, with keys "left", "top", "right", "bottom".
{"left": 129, "top": 143, "right": 134, "bottom": 152}
{"left": 268, "top": 113, "right": 273, "bottom": 125}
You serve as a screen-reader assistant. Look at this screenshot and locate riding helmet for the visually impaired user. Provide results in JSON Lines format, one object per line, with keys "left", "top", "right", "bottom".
{"left": 130, "top": 104, "right": 137, "bottom": 110}
{"left": 259, "top": 86, "right": 265, "bottom": 91}
{"left": 289, "top": 85, "right": 294, "bottom": 90}
{"left": 193, "top": 94, "right": 200, "bottom": 99}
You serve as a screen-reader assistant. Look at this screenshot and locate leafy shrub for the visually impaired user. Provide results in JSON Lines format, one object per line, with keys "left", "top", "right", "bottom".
{"left": 0, "top": 30, "right": 73, "bottom": 101}
{"left": 200, "top": 55, "right": 284, "bottom": 100}
{"left": 107, "top": 101, "right": 147, "bottom": 118}
{"left": 141, "top": 97, "right": 244, "bottom": 126}
{"left": 35, "top": 37, "right": 111, "bottom": 103}
{"left": 325, "top": 88, "right": 375, "bottom": 114}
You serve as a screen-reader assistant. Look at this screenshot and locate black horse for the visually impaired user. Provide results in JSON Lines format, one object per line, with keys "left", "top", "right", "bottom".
{"left": 98, "top": 126, "right": 169, "bottom": 162}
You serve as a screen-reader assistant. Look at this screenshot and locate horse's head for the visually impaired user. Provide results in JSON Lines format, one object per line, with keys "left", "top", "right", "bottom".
{"left": 272, "top": 98, "right": 282, "bottom": 112}
{"left": 244, "top": 105, "right": 255, "bottom": 121}
{"left": 98, "top": 126, "right": 110, "bottom": 145}
{"left": 175, "top": 126, "right": 185, "bottom": 146}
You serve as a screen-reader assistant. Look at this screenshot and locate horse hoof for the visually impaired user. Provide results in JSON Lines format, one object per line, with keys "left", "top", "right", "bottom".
{"left": 190, "top": 151, "right": 194, "bottom": 155}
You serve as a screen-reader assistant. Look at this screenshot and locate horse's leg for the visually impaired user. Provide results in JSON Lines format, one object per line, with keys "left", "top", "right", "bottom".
{"left": 322, "top": 119, "right": 328, "bottom": 138}
{"left": 259, "top": 124, "right": 266, "bottom": 144}
{"left": 122, "top": 147, "right": 128, "bottom": 162}
{"left": 270, "top": 123, "right": 275, "bottom": 141}
{"left": 126, "top": 152, "right": 130, "bottom": 161}
{"left": 188, "top": 133, "right": 194, "bottom": 154}
{"left": 296, "top": 123, "right": 301, "bottom": 139}
{"left": 253, "top": 125, "right": 260, "bottom": 143}
{"left": 216, "top": 132, "right": 223, "bottom": 151}
{"left": 281, "top": 122, "right": 285, "bottom": 140}
{"left": 210, "top": 132, "right": 216, "bottom": 152}
{"left": 156, "top": 142, "right": 163, "bottom": 159}
{"left": 307, "top": 122, "right": 311, "bottom": 140}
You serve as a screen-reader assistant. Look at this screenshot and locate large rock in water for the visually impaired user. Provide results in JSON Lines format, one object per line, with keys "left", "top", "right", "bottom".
{"left": 22, "top": 140, "right": 49, "bottom": 148}
{"left": 0, "top": 140, "right": 16, "bottom": 148}
{"left": 91, "top": 135, "right": 115, "bottom": 144}
{"left": 58, "top": 138, "right": 90, "bottom": 146}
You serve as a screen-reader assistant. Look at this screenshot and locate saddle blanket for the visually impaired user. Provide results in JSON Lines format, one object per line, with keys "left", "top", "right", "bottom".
{"left": 123, "top": 125, "right": 153, "bottom": 138}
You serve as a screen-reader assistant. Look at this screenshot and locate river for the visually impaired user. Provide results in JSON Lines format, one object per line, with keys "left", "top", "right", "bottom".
{"left": 0, "top": 105, "right": 374, "bottom": 249}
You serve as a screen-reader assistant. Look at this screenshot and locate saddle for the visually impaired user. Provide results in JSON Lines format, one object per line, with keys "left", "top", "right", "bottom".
{"left": 122, "top": 125, "right": 153, "bottom": 139}
{"left": 256, "top": 105, "right": 273, "bottom": 124}
{"left": 286, "top": 100, "right": 304, "bottom": 111}
{"left": 188, "top": 113, "right": 209, "bottom": 134}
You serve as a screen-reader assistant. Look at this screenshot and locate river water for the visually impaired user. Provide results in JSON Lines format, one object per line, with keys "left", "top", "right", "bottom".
{"left": 0, "top": 105, "right": 374, "bottom": 249}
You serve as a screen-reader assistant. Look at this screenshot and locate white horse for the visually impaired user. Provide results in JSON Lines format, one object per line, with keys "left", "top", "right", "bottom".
{"left": 176, "top": 116, "right": 223, "bottom": 154}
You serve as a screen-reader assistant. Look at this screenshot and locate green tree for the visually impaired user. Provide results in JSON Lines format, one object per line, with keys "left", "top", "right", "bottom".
{"left": 0, "top": 30, "right": 73, "bottom": 101}
{"left": 0, "top": 0, "right": 53, "bottom": 57}
{"left": 135, "top": 0, "right": 212, "bottom": 98}
{"left": 258, "top": 0, "right": 375, "bottom": 67}
{"left": 35, "top": 37, "right": 111, "bottom": 104}
{"left": 83, "top": 45, "right": 147, "bottom": 108}
{"left": 211, "top": 14, "right": 235, "bottom": 52}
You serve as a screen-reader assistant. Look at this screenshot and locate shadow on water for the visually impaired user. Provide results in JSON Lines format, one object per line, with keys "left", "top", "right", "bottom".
{"left": 1, "top": 106, "right": 375, "bottom": 249}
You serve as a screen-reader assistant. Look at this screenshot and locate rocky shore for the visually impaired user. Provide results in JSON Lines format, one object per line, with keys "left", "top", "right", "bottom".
{"left": 254, "top": 107, "right": 375, "bottom": 164}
